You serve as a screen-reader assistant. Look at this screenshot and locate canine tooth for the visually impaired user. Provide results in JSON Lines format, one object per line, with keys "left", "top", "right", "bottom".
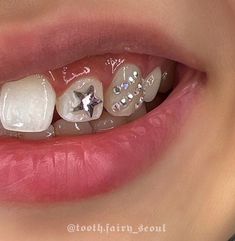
{"left": 127, "top": 104, "right": 147, "bottom": 122}
{"left": 56, "top": 78, "right": 103, "bottom": 122}
{"left": 104, "top": 64, "right": 144, "bottom": 117}
{"left": 18, "top": 125, "right": 55, "bottom": 140}
{"left": 0, "top": 75, "right": 56, "bottom": 132}
{"left": 54, "top": 119, "right": 93, "bottom": 136}
{"left": 159, "top": 62, "right": 176, "bottom": 93}
{"left": 91, "top": 111, "right": 127, "bottom": 132}
{"left": 142, "top": 67, "right": 162, "bottom": 102}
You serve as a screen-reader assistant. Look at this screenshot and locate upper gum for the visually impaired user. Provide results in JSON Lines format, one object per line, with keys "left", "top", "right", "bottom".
{"left": 44, "top": 53, "right": 167, "bottom": 96}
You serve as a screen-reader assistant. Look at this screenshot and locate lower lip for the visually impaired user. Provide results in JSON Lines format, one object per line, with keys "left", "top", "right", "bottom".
{"left": 0, "top": 68, "right": 204, "bottom": 203}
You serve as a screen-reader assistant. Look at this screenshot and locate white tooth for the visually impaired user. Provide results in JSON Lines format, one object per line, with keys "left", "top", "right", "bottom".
{"left": 91, "top": 111, "right": 127, "bottom": 132}
{"left": 104, "top": 64, "right": 144, "bottom": 117}
{"left": 0, "top": 121, "right": 18, "bottom": 137}
{"left": 56, "top": 78, "right": 103, "bottom": 122}
{"left": 0, "top": 75, "right": 56, "bottom": 132}
{"left": 18, "top": 125, "right": 55, "bottom": 140}
{"left": 54, "top": 119, "right": 92, "bottom": 136}
{"left": 142, "top": 67, "right": 161, "bottom": 102}
{"left": 127, "top": 104, "right": 147, "bottom": 122}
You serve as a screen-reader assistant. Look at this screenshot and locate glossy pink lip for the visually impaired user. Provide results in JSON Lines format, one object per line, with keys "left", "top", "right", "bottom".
{"left": 0, "top": 69, "right": 204, "bottom": 202}
{"left": 0, "top": 8, "right": 203, "bottom": 83}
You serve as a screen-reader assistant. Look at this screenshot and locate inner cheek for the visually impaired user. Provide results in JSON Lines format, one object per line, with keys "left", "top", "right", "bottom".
{"left": 45, "top": 53, "right": 169, "bottom": 95}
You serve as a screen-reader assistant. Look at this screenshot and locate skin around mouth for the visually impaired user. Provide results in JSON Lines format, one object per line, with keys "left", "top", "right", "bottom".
{"left": 0, "top": 65, "right": 205, "bottom": 202}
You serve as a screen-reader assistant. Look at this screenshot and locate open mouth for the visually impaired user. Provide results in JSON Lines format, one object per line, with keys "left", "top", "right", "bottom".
{"left": 0, "top": 11, "right": 206, "bottom": 202}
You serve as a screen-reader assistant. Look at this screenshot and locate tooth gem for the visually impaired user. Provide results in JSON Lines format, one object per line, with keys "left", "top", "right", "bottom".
{"left": 73, "top": 85, "right": 102, "bottom": 118}
{"left": 137, "top": 83, "right": 143, "bottom": 90}
{"left": 134, "top": 89, "right": 140, "bottom": 96}
{"left": 127, "top": 93, "right": 134, "bottom": 101}
{"left": 113, "top": 86, "right": 121, "bottom": 95}
{"left": 133, "top": 71, "right": 138, "bottom": 79}
{"left": 135, "top": 97, "right": 144, "bottom": 110}
{"left": 121, "top": 82, "right": 129, "bottom": 90}
{"left": 161, "top": 72, "right": 168, "bottom": 81}
{"left": 112, "top": 103, "right": 121, "bottom": 112}
{"left": 120, "top": 98, "right": 127, "bottom": 106}
{"left": 128, "top": 76, "right": 135, "bottom": 83}
{"left": 104, "top": 64, "right": 143, "bottom": 117}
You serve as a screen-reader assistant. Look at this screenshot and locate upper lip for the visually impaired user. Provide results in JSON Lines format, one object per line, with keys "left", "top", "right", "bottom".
{"left": 0, "top": 6, "right": 203, "bottom": 83}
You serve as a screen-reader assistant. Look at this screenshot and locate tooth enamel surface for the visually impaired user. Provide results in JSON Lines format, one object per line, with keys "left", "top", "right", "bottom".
{"left": 54, "top": 119, "right": 92, "bottom": 136}
{"left": 56, "top": 78, "right": 103, "bottom": 122}
{"left": 0, "top": 75, "right": 56, "bottom": 132}
{"left": 91, "top": 111, "right": 127, "bottom": 132}
{"left": 142, "top": 67, "right": 162, "bottom": 102}
{"left": 0, "top": 121, "right": 18, "bottom": 137}
{"left": 18, "top": 125, "right": 55, "bottom": 140}
{"left": 104, "top": 64, "right": 144, "bottom": 117}
{"left": 127, "top": 104, "right": 147, "bottom": 122}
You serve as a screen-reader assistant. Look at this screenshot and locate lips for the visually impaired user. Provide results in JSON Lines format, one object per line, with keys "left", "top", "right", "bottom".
{"left": 0, "top": 10, "right": 205, "bottom": 202}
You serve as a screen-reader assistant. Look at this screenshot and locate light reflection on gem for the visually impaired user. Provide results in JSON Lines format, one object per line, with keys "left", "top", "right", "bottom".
{"left": 133, "top": 71, "right": 138, "bottom": 79}
{"left": 113, "top": 86, "right": 121, "bottom": 95}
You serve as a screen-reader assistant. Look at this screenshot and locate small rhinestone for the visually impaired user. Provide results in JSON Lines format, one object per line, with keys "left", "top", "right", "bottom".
{"left": 139, "top": 96, "right": 144, "bottom": 103}
{"left": 137, "top": 83, "right": 143, "bottom": 90}
{"left": 146, "top": 76, "right": 154, "bottom": 86}
{"left": 120, "top": 98, "right": 127, "bottom": 106}
{"left": 133, "top": 71, "right": 139, "bottom": 79}
{"left": 127, "top": 93, "right": 134, "bottom": 101}
{"left": 134, "top": 89, "right": 140, "bottom": 96}
{"left": 121, "top": 82, "right": 129, "bottom": 90}
{"left": 161, "top": 72, "right": 168, "bottom": 81}
{"left": 128, "top": 76, "right": 135, "bottom": 84}
{"left": 135, "top": 97, "right": 144, "bottom": 110}
{"left": 135, "top": 102, "right": 140, "bottom": 109}
{"left": 112, "top": 103, "right": 121, "bottom": 112}
{"left": 113, "top": 86, "right": 121, "bottom": 95}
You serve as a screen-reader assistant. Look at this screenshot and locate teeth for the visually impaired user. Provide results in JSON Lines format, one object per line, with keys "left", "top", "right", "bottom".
{"left": 91, "top": 111, "right": 127, "bottom": 132}
{"left": 159, "top": 62, "right": 176, "bottom": 93}
{"left": 104, "top": 64, "right": 144, "bottom": 117}
{"left": 142, "top": 67, "right": 162, "bottom": 102}
{"left": 54, "top": 119, "right": 92, "bottom": 136}
{"left": 0, "top": 75, "right": 56, "bottom": 132}
{"left": 127, "top": 104, "right": 147, "bottom": 122}
{"left": 18, "top": 125, "right": 55, "bottom": 140}
{"left": 56, "top": 78, "right": 103, "bottom": 122}
{"left": 0, "top": 121, "right": 18, "bottom": 137}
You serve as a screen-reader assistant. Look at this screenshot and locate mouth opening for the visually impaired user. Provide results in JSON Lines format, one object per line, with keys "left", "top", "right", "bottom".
{"left": 0, "top": 53, "right": 186, "bottom": 141}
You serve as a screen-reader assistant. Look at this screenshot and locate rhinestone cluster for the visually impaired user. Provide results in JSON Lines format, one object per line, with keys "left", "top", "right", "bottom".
{"left": 111, "top": 70, "right": 144, "bottom": 112}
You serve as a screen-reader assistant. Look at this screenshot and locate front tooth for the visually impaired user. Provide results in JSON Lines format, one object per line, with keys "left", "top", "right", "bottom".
{"left": 90, "top": 111, "right": 127, "bottom": 132}
{"left": 0, "top": 121, "right": 18, "bottom": 137}
{"left": 18, "top": 125, "right": 55, "bottom": 140}
{"left": 0, "top": 75, "right": 56, "bottom": 132}
{"left": 54, "top": 119, "right": 92, "bottom": 136}
{"left": 56, "top": 78, "right": 103, "bottom": 122}
{"left": 142, "top": 67, "right": 162, "bottom": 102}
{"left": 104, "top": 64, "right": 144, "bottom": 117}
